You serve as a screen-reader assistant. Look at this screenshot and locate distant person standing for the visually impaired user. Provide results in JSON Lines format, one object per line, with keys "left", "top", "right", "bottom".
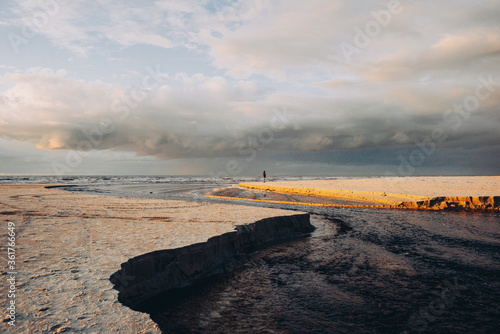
{"left": 263, "top": 171, "right": 266, "bottom": 183}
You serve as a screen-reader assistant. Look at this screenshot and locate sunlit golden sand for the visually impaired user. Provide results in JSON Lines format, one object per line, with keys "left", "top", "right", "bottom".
{"left": 219, "top": 176, "right": 500, "bottom": 211}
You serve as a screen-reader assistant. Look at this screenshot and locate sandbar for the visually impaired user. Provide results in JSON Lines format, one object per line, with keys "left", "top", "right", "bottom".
{"left": 235, "top": 176, "right": 500, "bottom": 211}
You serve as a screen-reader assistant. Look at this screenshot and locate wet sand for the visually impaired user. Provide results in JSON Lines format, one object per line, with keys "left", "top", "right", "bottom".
{"left": 0, "top": 185, "right": 303, "bottom": 333}
{"left": 223, "top": 176, "right": 500, "bottom": 211}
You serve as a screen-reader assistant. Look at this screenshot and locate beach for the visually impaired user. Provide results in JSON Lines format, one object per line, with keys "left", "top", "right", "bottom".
{"left": 0, "top": 184, "right": 304, "bottom": 333}
{"left": 1, "top": 176, "right": 499, "bottom": 333}
{"left": 229, "top": 176, "right": 500, "bottom": 210}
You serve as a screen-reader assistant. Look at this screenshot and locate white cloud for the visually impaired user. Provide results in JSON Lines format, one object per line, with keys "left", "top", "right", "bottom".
{"left": 359, "top": 29, "right": 500, "bottom": 82}
{"left": 203, "top": 0, "right": 345, "bottom": 78}
{"left": 6, "top": 0, "right": 185, "bottom": 55}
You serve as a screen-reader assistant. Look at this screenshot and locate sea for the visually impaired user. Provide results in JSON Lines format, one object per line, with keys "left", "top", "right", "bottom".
{"left": 4, "top": 175, "right": 500, "bottom": 333}
{"left": 0, "top": 174, "right": 341, "bottom": 185}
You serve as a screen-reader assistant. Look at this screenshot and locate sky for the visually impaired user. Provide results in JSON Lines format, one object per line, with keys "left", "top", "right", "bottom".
{"left": 1, "top": 0, "right": 499, "bottom": 176}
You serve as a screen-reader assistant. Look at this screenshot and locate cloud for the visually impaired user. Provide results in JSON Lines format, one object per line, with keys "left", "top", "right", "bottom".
{"left": 5, "top": 0, "right": 192, "bottom": 55}
{"left": 0, "top": 68, "right": 268, "bottom": 158}
{"left": 199, "top": 0, "right": 500, "bottom": 85}
{"left": 2, "top": 1, "right": 500, "bottom": 175}
{"left": 361, "top": 29, "right": 500, "bottom": 82}
{"left": 2, "top": 67, "right": 499, "bottom": 165}
{"left": 203, "top": 0, "right": 346, "bottom": 78}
